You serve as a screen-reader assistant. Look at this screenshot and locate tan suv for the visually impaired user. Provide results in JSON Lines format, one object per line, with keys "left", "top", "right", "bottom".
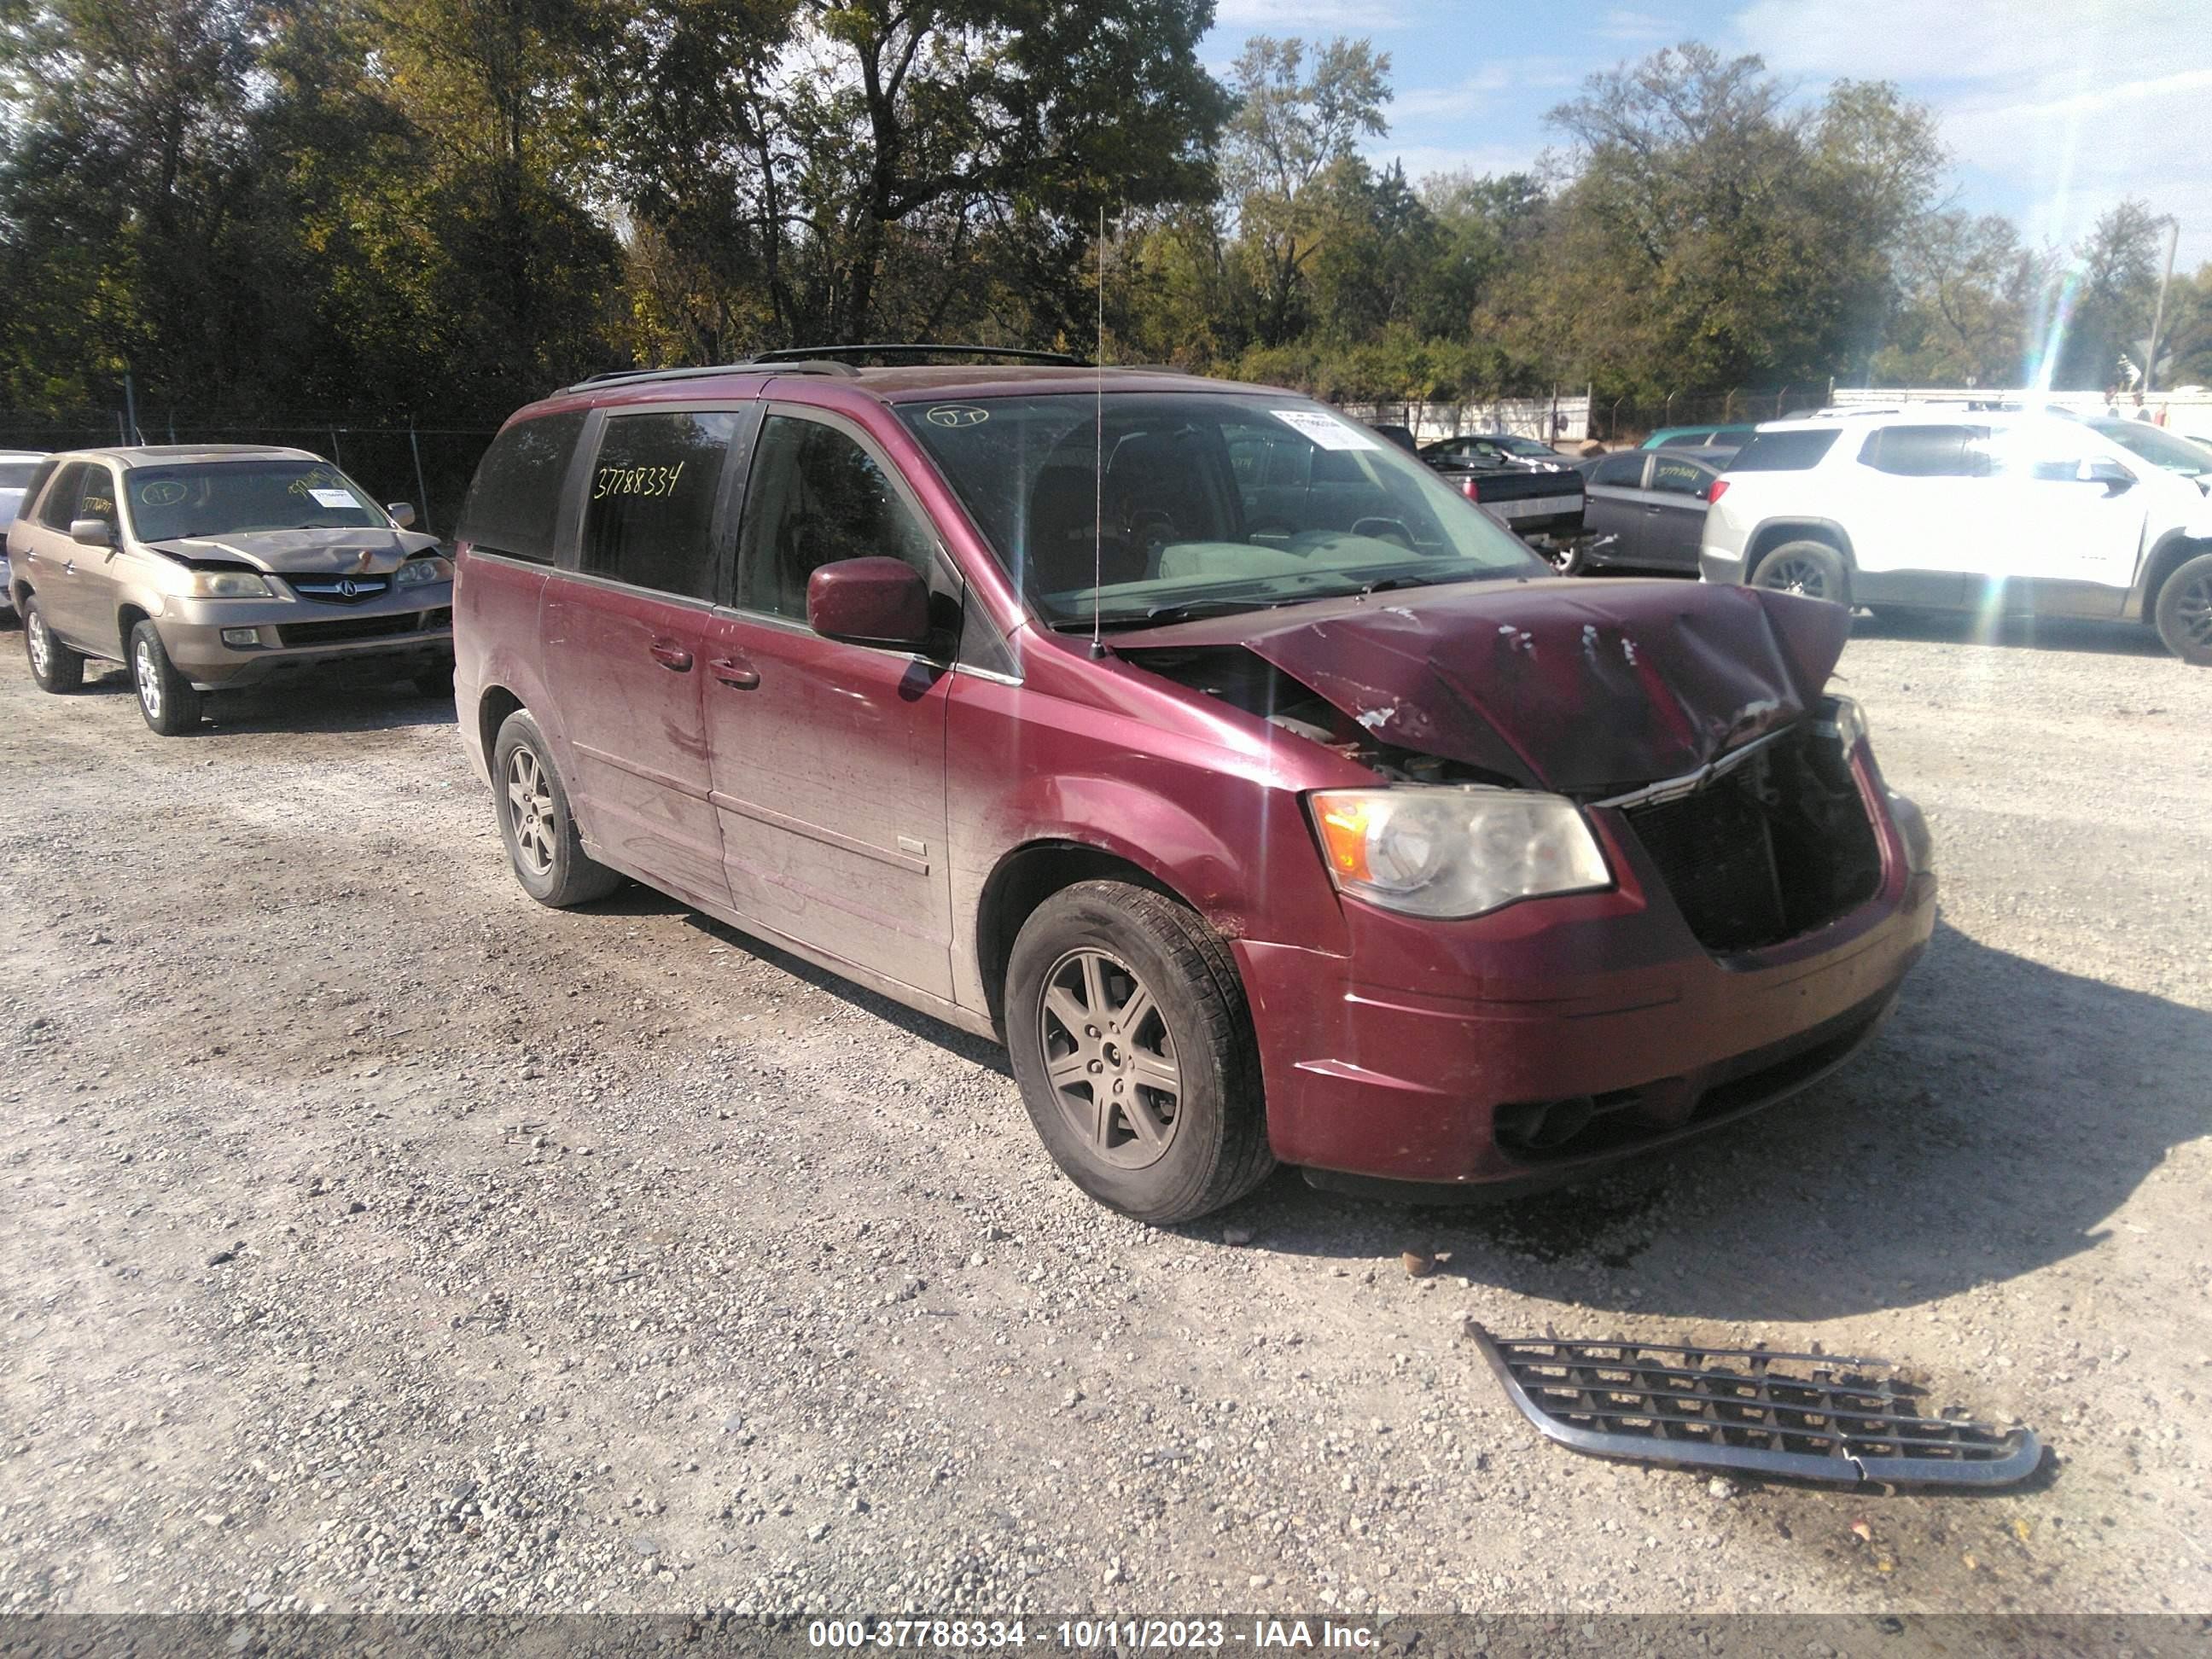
{"left": 8, "top": 445, "right": 454, "bottom": 732}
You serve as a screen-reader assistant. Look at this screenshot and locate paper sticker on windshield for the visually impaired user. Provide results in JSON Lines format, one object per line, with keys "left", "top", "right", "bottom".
{"left": 1271, "top": 408, "right": 1377, "bottom": 451}
{"left": 307, "top": 488, "right": 356, "bottom": 509}
{"left": 137, "top": 480, "right": 188, "bottom": 507}
{"left": 924, "top": 404, "right": 990, "bottom": 428}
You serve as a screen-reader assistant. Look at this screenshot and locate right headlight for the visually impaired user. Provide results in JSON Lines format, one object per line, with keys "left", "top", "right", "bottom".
{"left": 179, "top": 568, "right": 273, "bottom": 599}
{"left": 1307, "top": 786, "right": 1612, "bottom": 918}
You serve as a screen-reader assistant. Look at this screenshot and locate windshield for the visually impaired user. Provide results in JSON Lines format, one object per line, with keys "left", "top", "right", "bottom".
{"left": 123, "top": 460, "right": 387, "bottom": 541}
{"left": 897, "top": 393, "right": 1542, "bottom": 628}
{"left": 2089, "top": 419, "right": 2212, "bottom": 476}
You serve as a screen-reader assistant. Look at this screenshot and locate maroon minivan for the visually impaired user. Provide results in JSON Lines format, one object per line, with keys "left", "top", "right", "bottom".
{"left": 451, "top": 353, "right": 1936, "bottom": 1224}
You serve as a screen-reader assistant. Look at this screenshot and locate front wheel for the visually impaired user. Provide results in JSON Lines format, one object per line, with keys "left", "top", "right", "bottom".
{"left": 1004, "top": 880, "right": 1273, "bottom": 1225}
{"left": 1545, "top": 538, "right": 1588, "bottom": 577}
{"left": 130, "top": 621, "right": 202, "bottom": 735}
{"left": 1751, "top": 539, "right": 1851, "bottom": 608}
{"left": 23, "top": 596, "right": 84, "bottom": 693}
{"left": 492, "top": 709, "right": 623, "bottom": 907}
{"left": 2153, "top": 550, "right": 2212, "bottom": 666}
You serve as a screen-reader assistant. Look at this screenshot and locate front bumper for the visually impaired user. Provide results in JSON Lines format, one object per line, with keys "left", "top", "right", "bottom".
{"left": 154, "top": 584, "right": 453, "bottom": 688}
{"left": 1235, "top": 765, "right": 1936, "bottom": 1189}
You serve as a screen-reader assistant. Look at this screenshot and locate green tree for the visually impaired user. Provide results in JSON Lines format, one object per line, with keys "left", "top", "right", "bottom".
{"left": 1220, "top": 34, "right": 1390, "bottom": 348}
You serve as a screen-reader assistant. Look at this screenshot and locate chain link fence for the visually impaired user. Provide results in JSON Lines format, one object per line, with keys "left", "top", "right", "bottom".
{"left": 0, "top": 415, "right": 500, "bottom": 540}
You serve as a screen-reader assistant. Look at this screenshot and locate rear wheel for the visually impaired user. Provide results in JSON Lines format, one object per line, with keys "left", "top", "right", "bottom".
{"left": 492, "top": 709, "right": 623, "bottom": 906}
{"left": 130, "top": 621, "right": 203, "bottom": 735}
{"left": 2153, "top": 550, "right": 2212, "bottom": 666}
{"left": 1005, "top": 880, "right": 1273, "bottom": 1225}
{"left": 1752, "top": 539, "right": 1851, "bottom": 607}
{"left": 1545, "top": 538, "right": 1587, "bottom": 577}
{"left": 23, "top": 597, "right": 84, "bottom": 693}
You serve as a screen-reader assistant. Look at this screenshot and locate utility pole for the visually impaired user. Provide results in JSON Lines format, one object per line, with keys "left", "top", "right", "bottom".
{"left": 2145, "top": 216, "right": 2180, "bottom": 394}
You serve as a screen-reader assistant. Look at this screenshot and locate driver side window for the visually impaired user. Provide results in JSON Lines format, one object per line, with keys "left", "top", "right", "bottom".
{"left": 736, "top": 415, "right": 935, "bottom": 620}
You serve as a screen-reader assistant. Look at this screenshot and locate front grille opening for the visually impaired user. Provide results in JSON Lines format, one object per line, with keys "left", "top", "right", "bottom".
{"left": 276, "top": 613, "right": 434, "bottom": 647}
{"left": 1624, "top": 722, "right": 1881, "bottom": 954}
{"left": 1491, "top": 999, "right": 1885, "bottom": 1164}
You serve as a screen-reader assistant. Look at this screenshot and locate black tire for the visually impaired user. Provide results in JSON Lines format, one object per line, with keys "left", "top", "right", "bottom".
{"left": 2152, "top": 550, "right": 2212, "bottom": 666}
{"left": 492, "top": 708, "right": 623, "bottom": 907}
{"left": 129, "top": 620, "right": 203, "bottom": 735}
{"left": 1004, "top": 879, "right": 1273, "bottom": 1225}
{"left": 414, "top": 664, "right": 456, "bottom": 700}
{"left": 1751, "top": 538, "right": 1851, "bottom": 607}
{"left": 22, "top": 595, "right": 84, "bottom": 692}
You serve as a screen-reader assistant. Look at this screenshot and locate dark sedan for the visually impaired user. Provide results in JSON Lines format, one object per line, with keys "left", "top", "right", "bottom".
{"left": 1574, "top": 445, "right": 1728, "bottom": 575}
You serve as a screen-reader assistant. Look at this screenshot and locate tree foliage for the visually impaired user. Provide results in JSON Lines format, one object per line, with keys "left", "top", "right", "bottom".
{"left": 0, "top": 17, "right": 2195, "bottom": 424}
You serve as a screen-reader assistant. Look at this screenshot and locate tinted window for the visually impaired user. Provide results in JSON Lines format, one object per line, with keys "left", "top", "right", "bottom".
{"left": 577, "top": 411, "right": 736, "bottom": 600}
{"left": 736, "top": 415, "right": 936, "bottom": 620}
{"left": 458, "top": 410, "right": 587, "bottom": 564}
{"left": 1656, "top": 431, "right": 1710, "bottom": 449}
{"left": 1650, "top": 456, "right": 1714, "bottom": 496}
{"left": 1728, "top": 429, "right": 1842, "bottom": 471}
{"left": 1590, "top": 452, "right": 1647, "bottom": 488}
{"left": 1860, "top": 424, "right": 1988, "bottom": 477}
{"left": 36, "top": 462, "right": 90, "bottom": 530}
{"left": 2089, "top": 419, "right": 2211, "bottom": 475}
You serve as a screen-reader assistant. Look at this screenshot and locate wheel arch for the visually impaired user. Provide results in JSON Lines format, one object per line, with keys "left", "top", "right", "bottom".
{"left": 973, "top": 840, "right": 1197, "bottom": 1038}
{"left": 1744, "top": 517, "right": 1857, "bottom": 579}
{"left": 477, "top": 684, "right": 527, "bottom": 775}
{"left": 2138, "top": 532, "right": 2211, "bottom": 621}
{"left": 117, "top": 601, "right": 153, "bottom": 658}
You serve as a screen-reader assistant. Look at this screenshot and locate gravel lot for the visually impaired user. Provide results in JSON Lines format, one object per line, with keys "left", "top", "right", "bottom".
{"left": 2, "top": 607, "right": 2208, "bottom": 1620}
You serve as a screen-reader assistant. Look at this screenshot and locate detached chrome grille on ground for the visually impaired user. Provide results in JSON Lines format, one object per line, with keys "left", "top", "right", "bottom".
{"left": 1472, "top": 1328, "right": 2041, "bottom": 1488}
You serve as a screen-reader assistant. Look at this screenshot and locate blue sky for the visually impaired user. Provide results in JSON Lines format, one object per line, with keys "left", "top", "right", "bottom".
{"left": 1202, "top": 0, "right": 2212, "bottom": 271}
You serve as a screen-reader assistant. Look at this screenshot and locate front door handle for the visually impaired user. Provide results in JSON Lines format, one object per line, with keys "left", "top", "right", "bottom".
{"left": 709, "top": 657, "right": 760, "bottom": 690}
{"left": 648, "top": 638, "right": 693, "bottom": 672}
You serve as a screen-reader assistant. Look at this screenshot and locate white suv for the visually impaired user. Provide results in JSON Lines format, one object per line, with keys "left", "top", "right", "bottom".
{"left": 1699, "top": 410, "right": 2212, "bottom": 665}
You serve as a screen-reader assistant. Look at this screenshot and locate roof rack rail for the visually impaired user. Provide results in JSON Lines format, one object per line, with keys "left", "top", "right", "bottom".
{"left": 748, "top": 343, "right": 1091, "bottom": 368}
{"left": 556, "top": 359, "right": 860, "bottom": 395}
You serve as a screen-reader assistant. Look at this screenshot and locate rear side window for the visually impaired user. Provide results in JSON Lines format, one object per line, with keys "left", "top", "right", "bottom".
{"left": 1860, "top": 425, "right": 1989, "bottom": 477}
{"left": 1728, "top": 429, "right": 1842, "bottom": 472}
{"left": 1590, "top": 452, "right": 1646, "bottom": 488}
{"left": 458, "top": 410, "right": 587, "bottom": 564}
{"left": 1650, "top": 456, "right": 1713, "bottom": 496}
{"left": 35, "top": 462, "right": 90, "bottom": 530}
{"left": 578, "top": 411, "right": 737, "bottom": 600}
{"left": 736, "top": 415, "right": 936, "bottom": 620}
{"left": 1656, "top": 431, "right": 1710, "bottom": 449}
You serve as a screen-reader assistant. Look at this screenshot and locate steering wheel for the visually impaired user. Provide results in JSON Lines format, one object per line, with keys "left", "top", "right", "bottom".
{"left": 1350, "top": 515, "right": 1416, "bottom": 550}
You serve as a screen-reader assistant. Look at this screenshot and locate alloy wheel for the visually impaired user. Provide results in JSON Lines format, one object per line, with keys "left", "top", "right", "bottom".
{"left": 2177, "top": 571, "right": 2212, "bottom": 649}
{"left": 26, "top": 611, "right": 51, "bottom": 677}
{"left": 134, "top": 639, "right": 161, "bottom": 720}
{"left": 505, "top": 746, "right": 557, "bottom": 877}
{"left": 1037, "top": 946, "right": 1183, "bottom": 1171}
{"left": 1759, "top": 555, "right": 1831, "bottom": 599}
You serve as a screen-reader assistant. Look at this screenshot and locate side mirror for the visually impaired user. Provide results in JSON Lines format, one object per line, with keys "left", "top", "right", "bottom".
{"left": 387, "top": 501, "right": 417, "bottom": 527}
{"left": 806, "top": 556, "right": 931, "bottom": 650}
{"left": 2080, "top": 459, "right": 2134, "bottom": 495}
{"left": 69, "top": 517, "right": 114, "bottom": 548}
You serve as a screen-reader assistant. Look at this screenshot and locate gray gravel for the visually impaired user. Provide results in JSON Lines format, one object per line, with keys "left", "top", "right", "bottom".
{"left": 1, "top": 606, "right": 2208, "bottom": 1617}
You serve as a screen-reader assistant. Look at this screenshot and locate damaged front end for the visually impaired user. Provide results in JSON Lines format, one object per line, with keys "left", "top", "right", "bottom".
{"left": 1119, "top": 581, "right": 1893, "bottom": 952}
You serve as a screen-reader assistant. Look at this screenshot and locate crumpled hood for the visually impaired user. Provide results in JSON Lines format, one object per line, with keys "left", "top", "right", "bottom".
{"left": 144, "top": 526, "right": 439, "bottom": 575}
{"left": 1115, "top": 578, "right": 1852, "bottom": 796}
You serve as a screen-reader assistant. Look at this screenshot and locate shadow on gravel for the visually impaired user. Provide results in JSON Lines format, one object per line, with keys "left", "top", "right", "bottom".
{"left": 579, "top": 887, "right": 1015, "bottom": 1076}
{"left": 73, "top": 659, "right": 460, "bottom": 733}
{"left": 1850, "top": 607, "right": 2171, "bottom": 660}
{"left": 1229, "top": 918, "right": 2212, "bottom": 1322}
